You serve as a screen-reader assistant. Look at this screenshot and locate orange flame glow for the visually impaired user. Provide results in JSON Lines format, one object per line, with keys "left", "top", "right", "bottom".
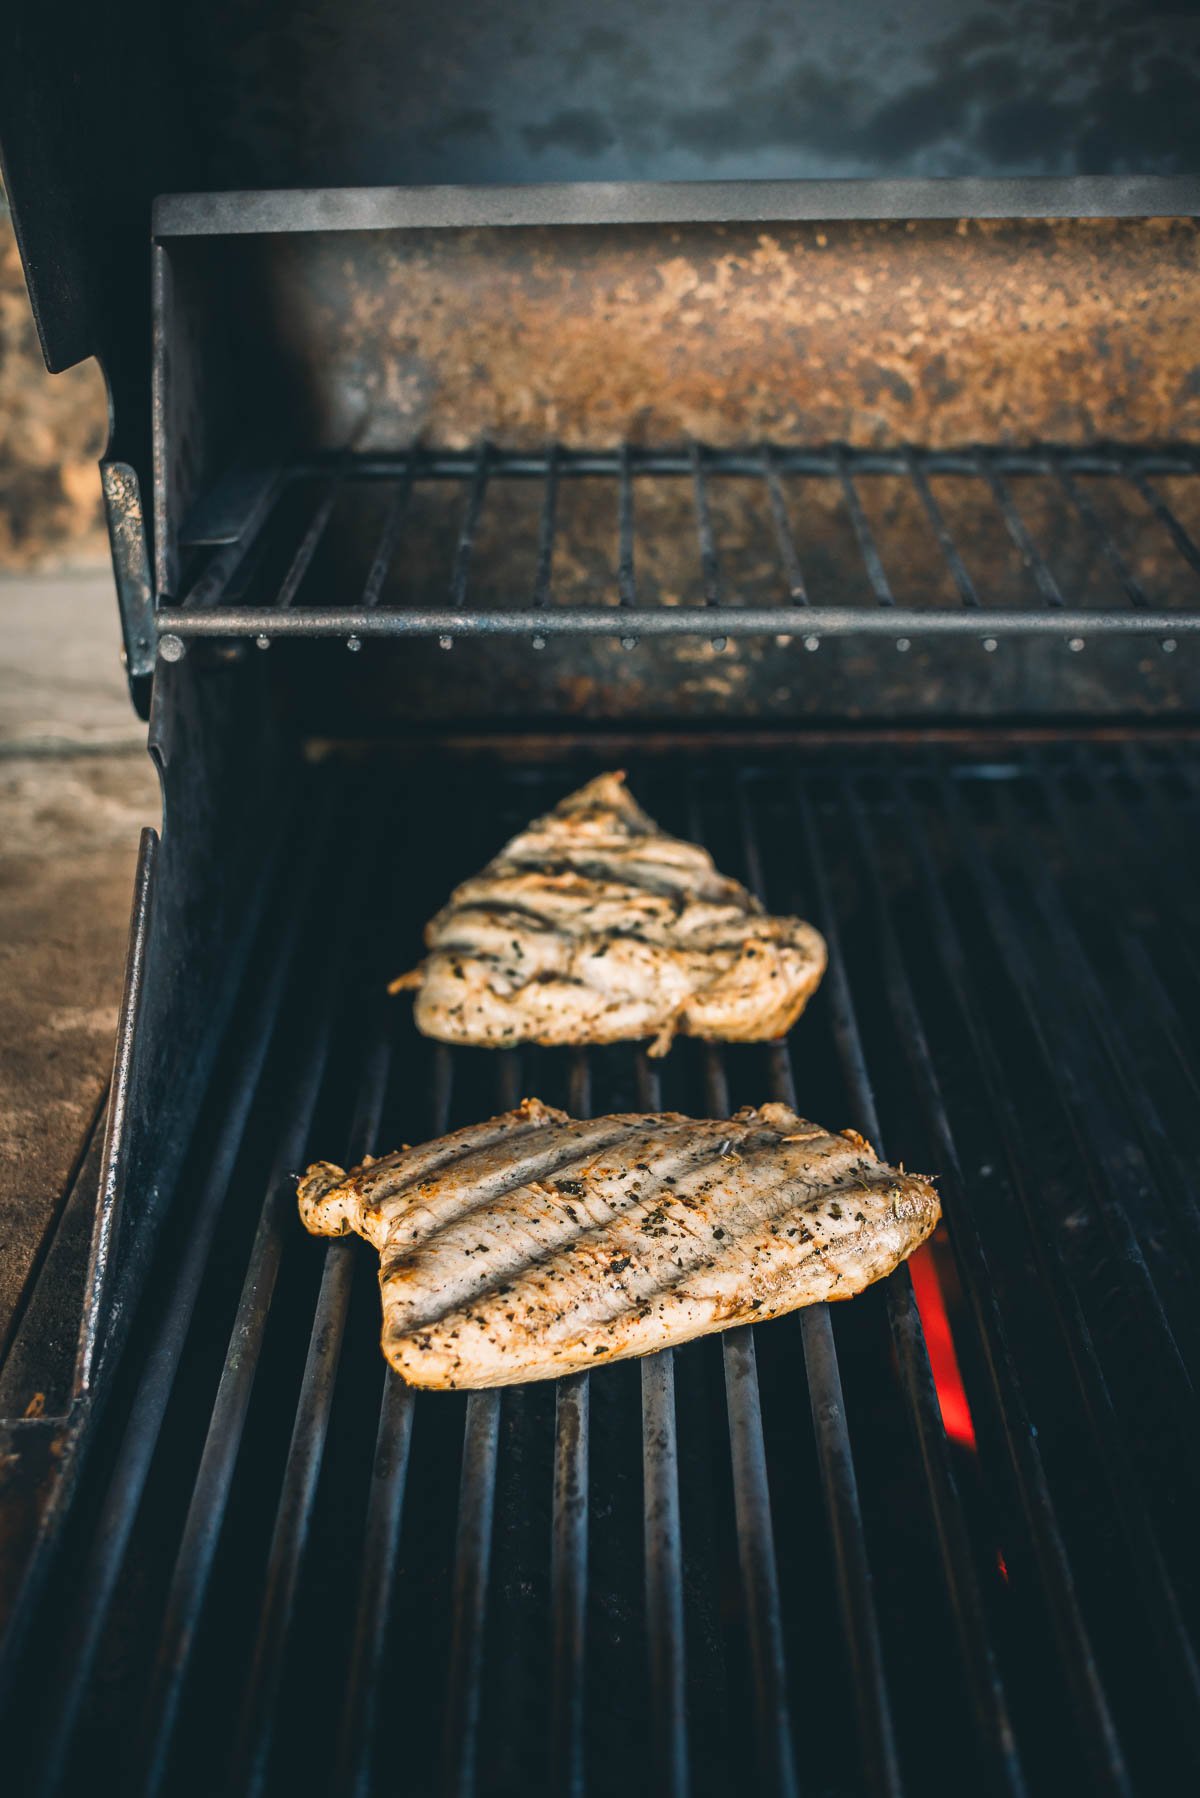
{"left": 908, "top": 1237, "right": 977, "bottom": 1451}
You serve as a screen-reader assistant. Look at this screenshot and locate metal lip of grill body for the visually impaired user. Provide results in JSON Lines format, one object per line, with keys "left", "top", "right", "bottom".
{"left": 152, "top": 175, "right": 1200, "bottom": 239}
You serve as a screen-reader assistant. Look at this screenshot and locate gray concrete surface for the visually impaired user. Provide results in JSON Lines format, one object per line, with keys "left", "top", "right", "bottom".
{"left": 0, "top": 571, "right": 146, "bottom": 754}
{"left": 0, "top": 571, "right": 158, "bottom": 1351}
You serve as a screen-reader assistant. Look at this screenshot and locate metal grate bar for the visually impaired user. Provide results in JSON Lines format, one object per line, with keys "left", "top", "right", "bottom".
{"left": 994, "top": 778, "right": 1200, "bottom": 1268}
{"left": 33, "top": 831, "right": 319, "bottom": 1798}
{"left": 304, "top": 447, "right": 1200, "bottom": 481}
{"left": 847, "top": 773, "right": 1156, "bottom": 1790}
{"left": 339, "top": 1382, "right": 416, "bottom": 1787}
{"left": 449, "top": 446, "right": 492, "bottom": 609}
{"left": 978, "top": 458, "right": 1065, "bottom": 607}
{"left": 550, "top": 1049, "right": 592, "bottom": 1798}
{"left": 334, "top": 1045, "right": 452, "bottom": 1798}
{"left": 834, "top": 447, "right": 895, "bottom": 605}
{"left": 800, "top": 1303, "right": 908, "bottom": 1796}
{"left": 276, "top": 480, "right": 339, "bottom": 611}
{"left": 532, "top": 443, "right": 561, "bottom": 609}
{"left": 441, "top": 1053, "right": 518, "bottom": 1798}
{"left": 1129, "top": 470, "right": 1200, "bottom": 578}
{"left": 177, "top": 470, "right": 283, "bottom": 609}
{"left": 797, "top": 776, "right": 1025, "bottom": 1797}
{"left": 906, "top": 762, "right": 1200, "bottom": 1783}
{"left": 991, "top": 776, "right": 1200, "bottom": 1420}
{"left": 684, "top": 781, "right": 795, "bottom": 1791}
{"left": 1080, "top": 752, "right": 1200, "bottom": 1005}
{"left": 986, "top": 774, "right": 1200, "bottom": 1752}
{"left": 721, "top": 1324, "right": 797, "bottom": 1798}
{"left": 734, "top": 777, "right": 903, "bottom": 1794}
{"left": 705, "top": 1047, "right": 798, "bottom": 1798}
{"left": 1116, "top": 924, "right": 1200, "bottom": 1105}
{"left": 222, "top": 523, "right": 282, "bottom": 609}
{"left": 893, "top": 772, "right": 1189, "bottom": 1791}
{"left": 1052, "top": 756, "right": 1200, "bottom": 1103}
{"left": 14, "top": 746, "right": 1200, "bottom": 1794}
{"left": 551, "top": 1376, "right": 589, "bottom": 1796}
{"left": 761, "top": 446, "right": 808, "bottom": 602}
{"left": 639, "top": 1354, "right": 686, "bottom": 1796}
{"left": 1054, "top": 466, "right": 1148, "bottom": 609}
{"left": 904, "top": 448, "right": 980, "bottom": 607}
{"left": 938, "top": 773, "right": 1199, "bottom": 1402}
{"left": 231, "top": 1026, "right": 394, "bottom": 1795}
{"left": 775, "top": 796, "right": 900, "bottom": 1798}
{"left": 159, "top": 603, "right": 1200, "bottom": 641}
{"left": 1127, "top": 739, "right": 1200, "bottom": 820}
{"left": 1114, "top": 749, "right": 1200, "bottom": 965}
{"left": 443, "top": 1394, "right": 502, "bottom": 1798}
{"left": 690, "top": 442, "right": 723, "bottom": 608}
{"left": 360, "top": 461, "right": 416, "bottom": 609}
{"left": 636, "top": 1052, "right": 688, "bottom": 1798}
{"left": 138, "top": 887, "right": 357, "bottom": 1797}
{"left": 617, "top": 444, "right": 637, "bottom": 608}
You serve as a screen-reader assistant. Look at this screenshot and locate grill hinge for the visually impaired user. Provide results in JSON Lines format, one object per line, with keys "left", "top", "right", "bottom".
{"left": 101, "top": 459, "right": 156, "bottom": 701}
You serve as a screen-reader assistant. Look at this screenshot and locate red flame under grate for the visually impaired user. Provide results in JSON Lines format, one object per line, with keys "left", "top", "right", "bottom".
{"left": 908, "top": 1235, "right": 977, "bottom": 1450}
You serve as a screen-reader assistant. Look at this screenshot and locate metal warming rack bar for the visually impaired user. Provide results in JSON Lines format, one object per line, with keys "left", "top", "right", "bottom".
{"left": 8, "top": 743, "right": 1200, "bottom": 1795}
{"left": 155, "top": 446, "right": 1200, "bottom": 659}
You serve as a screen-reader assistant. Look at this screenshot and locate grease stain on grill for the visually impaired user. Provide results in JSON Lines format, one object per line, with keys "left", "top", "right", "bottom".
{"left": 249, "top": 218, "right": 1200, "bottom": 454}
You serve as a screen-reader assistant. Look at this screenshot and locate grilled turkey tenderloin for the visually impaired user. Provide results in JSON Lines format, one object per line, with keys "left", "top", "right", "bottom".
{"left": 390, "top": 772, "right": 826, "bottom": 1056}
{"left": 298, "top": 1098, "right": 939, "bottom": 1388}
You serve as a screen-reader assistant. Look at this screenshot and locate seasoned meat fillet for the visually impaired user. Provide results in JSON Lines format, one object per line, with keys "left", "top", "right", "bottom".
{"left": 390, "top": 772, "right": 826, "bottom": 1056}
{"left": 298, "top": 1099, "right": 939, "bottom": 1388}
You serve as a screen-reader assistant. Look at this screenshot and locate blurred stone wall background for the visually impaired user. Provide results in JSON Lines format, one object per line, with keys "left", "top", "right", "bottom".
{"left": 0, "top": 184, "right": 109, "bottom": 568}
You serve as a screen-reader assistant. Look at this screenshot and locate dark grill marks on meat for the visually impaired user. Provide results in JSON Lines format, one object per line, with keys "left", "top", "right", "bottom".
{"left": 389, "top": 771, "right": 827, "bottom": 1056}
{"left": 298, "top": 1098, "right": 939, "bottom": 1388}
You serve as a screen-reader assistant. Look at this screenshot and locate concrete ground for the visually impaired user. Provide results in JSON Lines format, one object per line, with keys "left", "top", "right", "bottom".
{"left": 0, "top": 572, "right": 158, "bottom": 1347}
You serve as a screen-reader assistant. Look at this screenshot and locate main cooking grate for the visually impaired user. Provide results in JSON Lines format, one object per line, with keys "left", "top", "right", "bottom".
{"left": 157, "top": 446, "right": 1200, "bottom": 657}
{"left": 5, "top": 742, "right": 1200, "bottom": 1796}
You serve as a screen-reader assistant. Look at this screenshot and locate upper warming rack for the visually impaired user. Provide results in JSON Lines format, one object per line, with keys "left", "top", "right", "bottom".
{"left": 155, "top": 443, "right": 1200, "bottom": 662}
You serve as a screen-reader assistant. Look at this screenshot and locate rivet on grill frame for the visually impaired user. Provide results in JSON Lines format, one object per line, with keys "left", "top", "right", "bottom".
{"left": 896, "top": 637, "right": 912, "bottom": 652}
{"left": 804, "top": 635, "right": 821, "bottom": 652}
{"left": 1068, "top": 636, "right": 1086, "bottom": 652}
{"left": 158, "top": 633, "right": 186, "bottom": 663}
{"left": 346, "top": 635, "right": 362, "bottom": 652}
{"left": 532, "top": 633, "right": 547, "bottom": 650}
{"left": 255, "top": 635, "right": 271, "bottom": 651}
{"left": 620, "top": 635, "right": 638, "bottom": 650}
{"left": 1162, "top": 637, "right": 1178, "bottom": 654}
{"left": 439, "top": 634, "right": 454, "bottom": 650}
{"left": 983, "top": 637, "right": 999, "bottom": 653}
{"left": 710, "top": 635, "right": 728, "bottom": 652}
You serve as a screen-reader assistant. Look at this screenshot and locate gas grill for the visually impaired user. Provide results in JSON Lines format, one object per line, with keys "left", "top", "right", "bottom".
{"left": 3, "top": 5, "right": 1200, "bottom": 1794}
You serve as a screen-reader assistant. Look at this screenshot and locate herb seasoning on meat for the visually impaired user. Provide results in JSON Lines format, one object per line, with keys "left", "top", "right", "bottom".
{"left": 390, "top": 772, "right": 826, "bottom": 1056}
{"left": 297, "top": 1097, "right": 938, "bottom": 1388}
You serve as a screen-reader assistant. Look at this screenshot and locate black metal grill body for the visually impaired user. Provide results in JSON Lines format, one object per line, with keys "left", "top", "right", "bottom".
{"left": 2, "top": 739, "right": 1200, "bottom": 1796}
{"left": 3, "top": 11, "right": 1200, "bottom": 1791}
